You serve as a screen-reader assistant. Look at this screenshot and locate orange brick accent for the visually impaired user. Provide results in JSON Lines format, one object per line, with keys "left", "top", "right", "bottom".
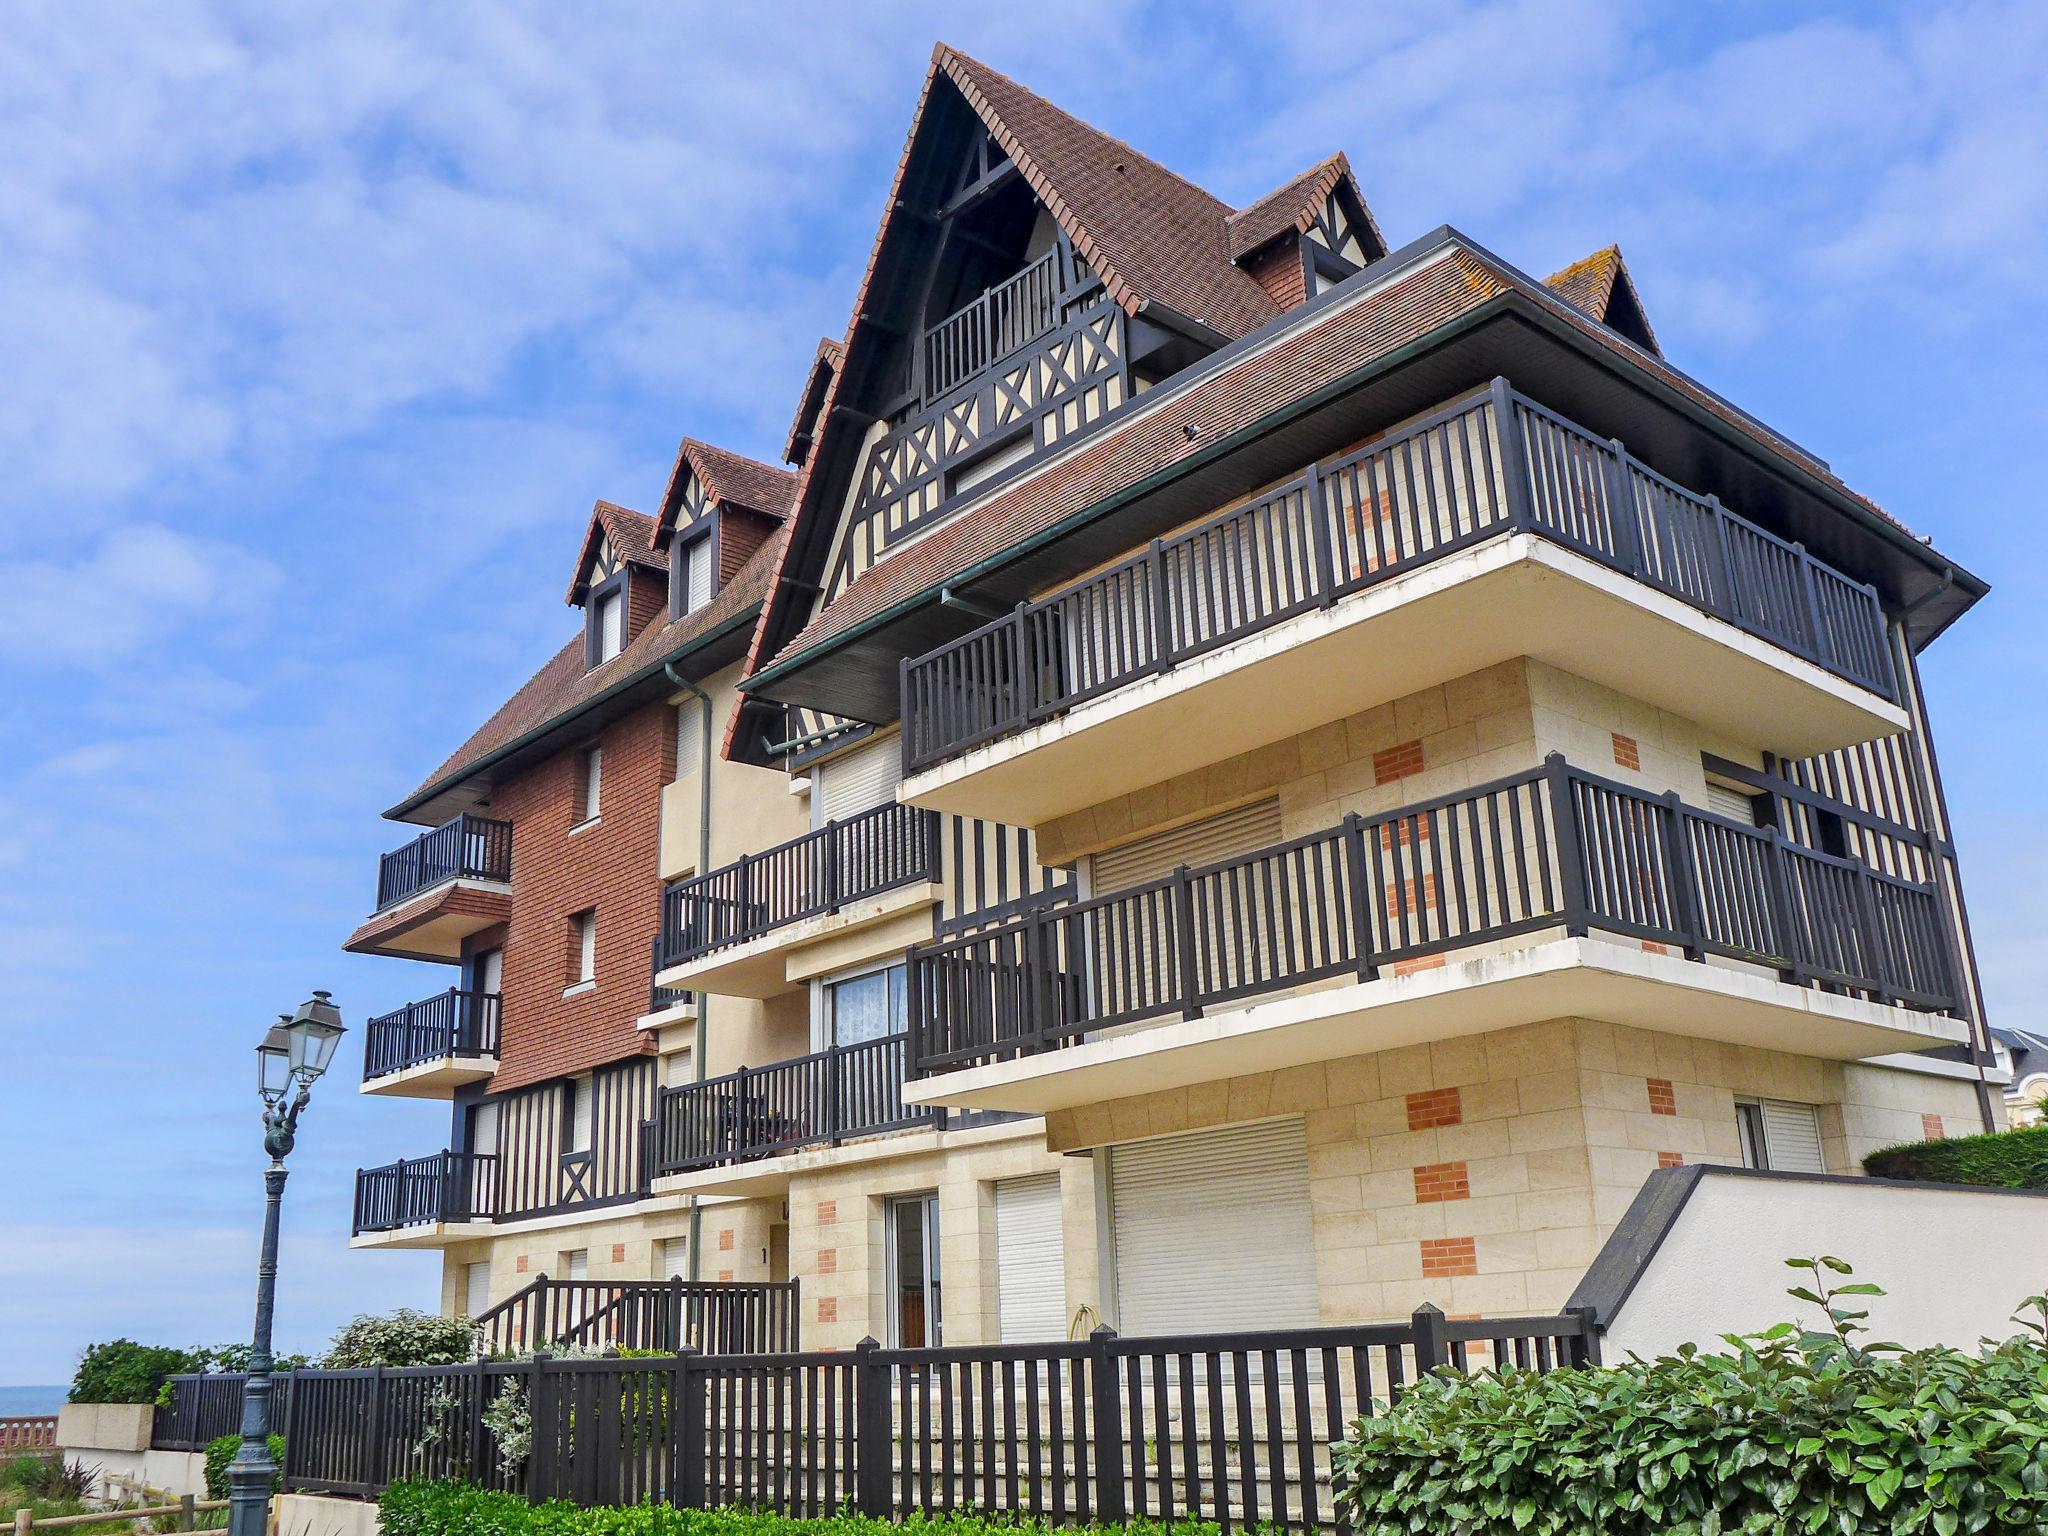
{"left": 818, "top": 1296, "right": 838, "bottom": 1324}
{"left": 1378, "top": 817, "right": 1432, "bottom": 851}
{"left": 1640, "top": 939, "right": 1669, "bottom": 956}
{"left": 816, "top": 1200, "right": 837, "bottom": 1225}
{"left": 1922, "top": 1113, "right": 1945, "bottom": 1140}
{"left": 1611, "top": 732, "right": 1641, "bottom": 771}
{"left": 717, "top": 1228, "right": 735, "bottom": 1252}
{"left": 1657, "top": 1151, "right": 1684, "bottom": 1169}
{"left": 610, "top": 1243, "right": 626, "bottom": 1264}
{"left": 818, "top": 1248, "right": 837, "bottom": 1274}
{"left": 1407, "top": 1087, "right": 1463, "bottom": 1130}
{"left": 1647, "top": 1078, "right": 1678, "bottom": 1116}
{"left": 717, "top": 1269, "right": 734, "bottom": 1282}
{"left": 1420, "top": 1237, "right": 1478, "bottom": 1278}
{"left": 1373, "top": 739, "right": 1425, "bottom": 785}
{"left": 515, "top": 1254, "right": 530, "bottom": 1274}
{"left": 1413, "top": 1161, "right": 1470, "bottom": 1203}
{"left": 1386, "top": 873, "right": 1439, "bottom": 921}
{"left": 1392, "top": 954, "right": 1445, "bottom": 977}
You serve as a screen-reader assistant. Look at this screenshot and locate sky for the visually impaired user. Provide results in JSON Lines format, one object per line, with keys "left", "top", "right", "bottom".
{"left": 3, "top": 0, "right": 2045, "bottom": 1386}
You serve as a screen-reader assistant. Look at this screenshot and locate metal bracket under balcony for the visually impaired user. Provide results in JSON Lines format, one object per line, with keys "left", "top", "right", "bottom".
{"left": 360, "top": 988, "right": 501, "bottom": 1097}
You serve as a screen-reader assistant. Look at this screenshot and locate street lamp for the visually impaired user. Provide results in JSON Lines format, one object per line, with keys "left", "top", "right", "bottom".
{"left": 228, "top": 991, "right": 346, "bottom": 1536}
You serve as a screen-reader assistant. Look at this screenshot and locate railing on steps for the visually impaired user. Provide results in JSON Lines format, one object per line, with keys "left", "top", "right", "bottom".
{"left": 472, "top": 1276, "right": 801, "bottom": 1357}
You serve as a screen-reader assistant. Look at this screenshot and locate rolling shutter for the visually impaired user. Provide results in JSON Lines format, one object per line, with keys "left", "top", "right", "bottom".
{"left": 1705, "top": 780, "right": 1760, "bottom": 825}
{"left": 686, "top": 536, "right": 714, "bottom": 613}
{"left": 1760, "top": 1100, "right": 1827, "bottom": 1174}
{"left": 465, "top": 1261, "right": 491, "bottom": 1317}
{"left": 815, "top": 735, "right": 901, "bottom": 825}
{"left": 1092, "top": 799, "right": 1284, "bottom": 891}
{"left": 995, "top": 1174, "right": 1068, "bottom": 1342}
{"left": 1111, "top": 1119, "right": 1318, "bottom": 1337}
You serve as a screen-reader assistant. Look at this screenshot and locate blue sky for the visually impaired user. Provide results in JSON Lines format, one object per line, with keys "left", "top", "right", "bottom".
{"left": 3, "top": 0, "right": 2045, "bottom": 1385}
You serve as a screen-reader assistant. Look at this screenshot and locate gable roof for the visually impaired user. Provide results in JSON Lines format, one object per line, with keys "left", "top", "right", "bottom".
{"left": 652, "top": 438, "right": 797, "bottom": 548}
{"left": 565, "top": 500, "right": 664, "bottom": 605}
{"left": 783, "top": 338, "right": 844, "bottom": 466}
{"left": 1544, "top": 244, "right": 1661, "bottom": 357}
{"left": 1225, "top": 152, "right": 1383, "bottom": 264}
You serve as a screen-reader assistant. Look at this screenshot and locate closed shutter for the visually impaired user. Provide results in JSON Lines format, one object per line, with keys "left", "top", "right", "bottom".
{"left": 686, "top": 536, "right": 714, "bottom": 612}
{"left": 465, "top": 1261, "right": 491, "bottom": 1317}
{"left": 815, "top": 735, "right": 901, "bottom": 825}
{"left": 995, "top": 1174, "right": 1067, "bottom": 1342}
{"left": 1111, "top": 1119, "right": 1318, "bottom": 1337}
{"left": 1092, "top": 799, "right": 1284, "bottom": 891}
{"left": 565, "top": 1249, "right": 589, "bottom": 1281}
{"left": 1705, "top": 780, "right": 1760, "bottom": 825}
{"left": 661, "top": 1236, "right": 690, "bottom": 1279}
{"left": 1760, "top": 1100, "right": 1827, "bottom": 1173}
{"left": 471, "top": 1100, "right": 501, "bottom": 1157}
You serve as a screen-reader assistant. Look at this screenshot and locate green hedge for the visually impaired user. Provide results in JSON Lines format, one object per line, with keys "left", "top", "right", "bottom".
{"left": 379, "top": 1483, "right": 1216, "bottom": 1536}
{"left": 1864, "top": 1123, "right": 2048, "bottom": 1187}
{"left": 1333, "top": 1262, "right": 2048, "bottom": 1535}
{"left": 204, "top": 1434, "right": 284, "bottom": 1501}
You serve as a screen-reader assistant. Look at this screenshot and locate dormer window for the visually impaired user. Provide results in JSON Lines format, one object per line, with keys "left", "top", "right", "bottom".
{"left": 585, "top": 573, "right": 627, "bottom": 668}
{"left": 671, "top": 523, "right": 715, "bottom": 619}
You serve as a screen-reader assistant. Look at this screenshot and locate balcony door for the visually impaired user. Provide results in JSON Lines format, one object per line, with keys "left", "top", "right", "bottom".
{"left": 886, "top": 1192, "right": 942, "bottom": 1347}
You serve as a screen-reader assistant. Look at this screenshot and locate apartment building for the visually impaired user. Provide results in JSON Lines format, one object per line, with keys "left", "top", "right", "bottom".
{"left": 345, "top": 43, "right": 2001, "bottom": 1353}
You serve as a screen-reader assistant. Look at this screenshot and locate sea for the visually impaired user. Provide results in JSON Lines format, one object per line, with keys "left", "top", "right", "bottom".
{"left": 0, "top": 1385, "right": 66, "bottom": 1417}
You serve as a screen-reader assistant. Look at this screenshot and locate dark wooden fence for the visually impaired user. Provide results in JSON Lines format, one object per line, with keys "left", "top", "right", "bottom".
{"left": 362, "top": 988, "right": 501, "bottom": 1082}
{"left": 657, "top": 804, "right": 939, "bottom": 970}
{"left": 651, "top": 1033, "right": 940, "bottom": 1177}
{"left": 473, "top": 1278, "right": 802, "bottom": 1357}
{"left": 158, "top": 1308, "right": 1597, "bottom": 1528}
{"left": 900, "top": 378, "right": 1897, "bottom": 775}
{"left": 353, "top": 1151, "right": 499, "bottom": 1235}
{"left": 375, "top": 814, "right": 513, "bottom": 910}
{"left": 910, "top": 752, "right": 1959, "bottom": 1073}
{"left": 154, "top": 1373, "right": 294, "bottom": 1451}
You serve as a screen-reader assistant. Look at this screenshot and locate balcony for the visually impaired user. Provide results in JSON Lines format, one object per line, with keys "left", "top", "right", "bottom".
{"left": 902, "top": 754, "right": 1966, "bottom": 1114}
{"left": 350, "top": 1151, "right": 497, "bottom": 1247}
{"left": 344, "top": 813, "right": 514, "bottom": 962}
{"left": 921, "top": 249, "right": 1061, "bottom": 403}
{"left": 359, "top": 988, "right": 500, "bottom": 1097}
{"left": 655, "top": 803, "right": 941, "bottom": 998}
{"left": 638, "top": 936, "right": 697, "bottom": 1029}
{"left": 649, "top": 1033, "right": 941, "bottom": 1195}
{"left": 898, "top": 380, "right": 1907, "bottom": 829}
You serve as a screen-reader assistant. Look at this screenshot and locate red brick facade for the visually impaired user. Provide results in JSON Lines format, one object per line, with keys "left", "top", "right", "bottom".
{"left": 486, "top": 696, "right": 674, "bottom": 1093}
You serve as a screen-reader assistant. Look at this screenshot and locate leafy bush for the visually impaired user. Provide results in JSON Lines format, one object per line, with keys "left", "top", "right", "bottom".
{"left": 71, "top": 1339, "right": 205, "bottom": 1403}
{"left": 1864, "top": 1122, "right": 2048, "bottom": 1187}
{"left": 204, "top": 1434, "right": 284, "bottom": 1500}
{"left": 380, "top": 1482, "right": 1217, "bottom": 1536}
{"left": 1334, "top": 1258, "right": 2048, "bottom": 1535}
{"left": 324, "top": 1310, "right": 479, "bottom": 1368}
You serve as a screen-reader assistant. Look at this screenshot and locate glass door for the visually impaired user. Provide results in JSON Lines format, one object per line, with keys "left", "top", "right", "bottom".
{"left": 886, "top": 1193, "right": 942, "bottom": 1346}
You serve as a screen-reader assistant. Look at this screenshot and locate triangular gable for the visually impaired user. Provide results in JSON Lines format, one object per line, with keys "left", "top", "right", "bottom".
{"left": 1225, "top": 152, "right": 1386, "bottom": 268}
{"left": 783, "top": 338, "right": 843, "bottom": 467}
{"left": 1544, "top": 245, "right": 1661, "bottom": 358}
{"left": 565, "top": 500, "right": 662, "bottom": 606}
{"left": 651, "top": 439, "right": 796, "bottom": 550}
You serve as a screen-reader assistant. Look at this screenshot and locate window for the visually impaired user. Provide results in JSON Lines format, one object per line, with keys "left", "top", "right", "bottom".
{"left": 886, "top": 1193, "right": 942, "bottom": 1346}
{"left": 568, "top": 909, "right": 597, "bottom": 991}
{"left": 1735, "top": 1098, "right": 1827, "bottom": 1174}
{"left": 676, "top": 703, "right": 702, "bottom": 779}
{"left": 672, "top": 530, "right": 714, "bottom": 617}
{"left": 576, "top": 746, "right": 602, "bottom": 824}
{"left": 592, "top": 587, "right": 625, "bottom": 664}
{"left": 469, "top": 1100, "right": 500, "bottom": 1158}
{"left": 1704, "top": 778, "right": 1762, "bottom": 827}
{"left": 662, "top": 1048, "right": 693, "bottom": 1088}
{"left": 569, "top": 1074, "right": 594, "bottom": 1153}
{"left": 826, "top": 963, "right": 907, "bottom": 1047}
{"left": 464, "top": 1261, "right": 491, "bottom": 1318}
{"left": 660, "top": 1235, "right": 690, "bottom": 1279}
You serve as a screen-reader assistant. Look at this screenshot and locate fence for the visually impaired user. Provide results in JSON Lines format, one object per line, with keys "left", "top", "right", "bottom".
{"left": 362, "top": 988, "right": 501, "bottom": 1081}
{"left": 375, "top": 814, "right": 513, "bottom": 910}
{"left": 473, "top": 1278, "right": 802, "bottom": 1357}
{"left": 0, "top": 1415, "right": 57, "bottom": 1452}
{"left": 900, "top": 378, "right": 1896, "bottom": 775}
{"left": 157, "top": 1308, "right": 1596, "bottom": 1527}
{"left": 923, "top": 250, "right": 1063, "bottom": 403}
{"left": 910, "top": 753, "right": 1958, "bottom": 1073}
{"left": 153, "top": 1374, "right": 294, "bottom": 1452}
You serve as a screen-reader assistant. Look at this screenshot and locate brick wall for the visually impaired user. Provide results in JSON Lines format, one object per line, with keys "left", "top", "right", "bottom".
{"left": 487, "top": 697, "right": 672, "bottom": 1092}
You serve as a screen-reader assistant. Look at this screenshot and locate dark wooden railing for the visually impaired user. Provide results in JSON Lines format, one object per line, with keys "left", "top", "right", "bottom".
{"left": 375, "top": 813, "right": 513, "bottom": 910}
{"left": 658, "top": 803, "right": 940, "bottom": 970}
{"left": 900, "top": 379, "right": 1897, "bottom": 774}
{"left": 649, "top": 936, "right": 695, "bottom": 1013}
{"left": 352, "top": 1151, "right": 499, "bottom": 1234}
{"left": 0, "top": 1414, "right": 58, "bottom": 1451}
{"left": 910, "top": 753, "right": 1959, "bottom": 1073}
{"left": 652, "top": 1033, "right": 939, "bottom": 1177}
{"left": 182, "top": 1307, "right": 1596, "bottom": 1518}
{"left": 923, "top": 250, "right": 1062, "bottom": 404}
{"left": 362, "top": 989, "right": 501, "bottom": 1081}
{"left": 474, "top": 1277, "right": 801, "bottom": 1357}
{"left": 155, "top": 1374, "right": 293, "bottom": 1451}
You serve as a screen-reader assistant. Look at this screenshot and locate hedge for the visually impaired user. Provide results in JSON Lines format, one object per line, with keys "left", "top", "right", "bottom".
{"left": 1333, "top": 1260, "right": 2048, "bottom": 1535}
{"left": 204, "top": 1434, "right": 284, "bottom": 1500}
{"left": 1864, "top": 1123, "right": 2048, "bottom": 1187}
{"left": 379, "top": 1483, "right": 1217, "bottom": 1536}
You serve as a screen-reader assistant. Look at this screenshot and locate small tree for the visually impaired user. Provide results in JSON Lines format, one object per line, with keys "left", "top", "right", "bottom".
{"left": 71, "top": 1339, "right": 204, "bottom": 1403}
{"left": 324, "top": 1309, "right": 478, "bottom": 1368}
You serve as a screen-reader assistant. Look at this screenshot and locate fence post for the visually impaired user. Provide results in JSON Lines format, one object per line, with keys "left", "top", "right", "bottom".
{"left": 1172, "top": 864, "right": 1202, "bottom": 1019}
{"left": 278, "top": 1368, "right": 302, "bottom": 1492}
{"left": 1087, "top": 1325, "right": 1127, "bottom": 1523}
{"left": 525, "top": 1354, "right": 552, "bottom": 1505}
{"left": 1794, "top": 544, "right": 1826, "bottom": 662}
{"left": 819, "top": 816, "right": 840, "bottom": 915}
{"left": 674, "top": 1348, "right": 705, "bottom": 1510}
{"left": 1307, "top": 466, "right": 1339, "bottom": 606}
{"left": 1602, "top": 438, "right": 1643, "bottom": 575}
{"left": 1489, "top": 377, "right": 1535, "bottom": 531}
{"left": 1342, "top": 812, "right": 1378, "bottom": 980}
{"left": 1411, "top": 1303, "right": 1449, "bottom": 1377}
{"left": 1660, "top": 792, "right": 1704, "bottom": 960}
{"left": 1010, "top": 602, "right": 1033, "bottom": 726}
{"left": 177, "top": 1494, "right": 194, "bottom": 1531}
{"left": 853, "top": 1337, "right": 892, "bottom": 1516}
{"left": 468, "top": 1360, "right": 491, "bottom": 1485}
{"left": 1544, "top": 755, "right": 1589, "bottom": 936}
{"left": 364, "top": 1363, "right": 387, "bottom": 1497}
{"left": 1566, "top": 1304, "right": 1604, "bottom": 1367}
{"left": 1147, "top": 540, "right": 1173, "bottom": 675}
{"left": 1763, "top": 827, "right": 1803, "bottom": 986}
{"left": 1704, "top": 496, "right": 1737, "bottom": 619}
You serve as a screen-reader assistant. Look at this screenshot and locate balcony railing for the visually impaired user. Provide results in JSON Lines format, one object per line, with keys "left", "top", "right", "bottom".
{"left": 361, "top": 988, "right": 501, "bottom": 1081}
{"left": 922, "top": 249, "right": 1062, "bottom": 404}
{"left": 352, "top": 1150, "right": 498, "bottom": 1234}
{"left": 657, "top": 802, "right": 940, "bottom": 970}
{"left": 900, "top": 379, "right": 1897, "bottom": 774}
{"left": 473, "top": 1276, "right": 801, "bottom": 1355}
{"left": 909, "top": 753, "right": 1959, "bottom": 1074}
{"left": 648, "top": 936, "right": 695, "bottom": 1013}
{"left": 374, "top": 813, "right": 513, "bottom": 910}
{"left": 651, "top": 1032, "right": 939, "bottom": 1176}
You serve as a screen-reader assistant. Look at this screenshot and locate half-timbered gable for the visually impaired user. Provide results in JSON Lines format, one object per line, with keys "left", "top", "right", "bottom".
{"left": 566, "top": 501, "right": 666, "bottom": 669}
{"left": 650, "top": 439, "right": 795, "bottom": 622}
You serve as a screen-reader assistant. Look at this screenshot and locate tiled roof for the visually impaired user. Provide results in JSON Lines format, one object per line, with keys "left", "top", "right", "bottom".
{"left": 653, "top": 439, "right": 797, "bottom": 546}
{"left": 783, "top": 338, "right": 844, "bottom": 466}
{"left": 1543, "top": 245, "right": 1661, "bottom": 358}
{"left": 564, "top": 500, "right": 664, "bottom": 605}
{"left": 395, "top": 525, "right": 786, "bottom": 817}
{"left": 1225, "top": 154, "right": 1352, "bottom": 262}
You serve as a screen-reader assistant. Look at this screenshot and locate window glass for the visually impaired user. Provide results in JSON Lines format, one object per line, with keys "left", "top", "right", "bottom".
{"left": 676, "top": 703, "right": 702, "bottom": 778}
{"left": 829, "top": 964, "right": 906, "bottom": 1045}
{"left": 888, "top": 1193, "right": 941, "bottom": 1346}
{"left": 578, "top": 746, "right": 602, "bottom": 822}
{"left": 573, "top": 910, "right": 597, "bottom": 983}
{"left": 594, "top": 590, "right": 624, "bottom": 662}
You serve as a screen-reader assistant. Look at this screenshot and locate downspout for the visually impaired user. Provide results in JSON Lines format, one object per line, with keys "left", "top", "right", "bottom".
{"left": 665, "top": 660, "right": 715, "bottom": 1277}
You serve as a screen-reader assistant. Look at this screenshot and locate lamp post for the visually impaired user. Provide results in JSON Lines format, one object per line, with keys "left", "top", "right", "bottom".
{"left": 227, "top": 991, "right": 346, "bottom": 1536}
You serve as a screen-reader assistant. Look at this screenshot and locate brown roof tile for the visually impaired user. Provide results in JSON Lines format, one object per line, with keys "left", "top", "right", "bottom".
{"left": 1544, "top": 244, "right": 1661, "bottom": 358}
{"left": 565, "top": 500, "right": 664, "bottom": 605}
{"left": 1225, "top": 153, "right": 1351, "bottom": 263}
{"left": 652, "top": 439, "right": 797, "bottom": 547}
{"left": 783, "top": 337, "right": 844, "bottom": 466}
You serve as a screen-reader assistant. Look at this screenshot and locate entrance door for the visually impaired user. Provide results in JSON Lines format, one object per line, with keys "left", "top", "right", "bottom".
{"left": 886, "top": 1193, "right": 942, "bottom": 1346}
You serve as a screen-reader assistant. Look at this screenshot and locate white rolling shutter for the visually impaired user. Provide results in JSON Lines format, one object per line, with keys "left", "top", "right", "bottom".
{"left": 995, "top": 1174, "right": 1067, "bottom": 1342}
{"left": 465, "top": 1261, "right": 491, "bottom": 1317}
{"left": 1111, "top": 1119, "right": 1318, "bottom": 1337}
{"left": 1092, "top": 799, "right": 1284, "bottom": 891}
{"left": 661, "top": 1236, "right": 691, "bottom": 1279}
{"left": 815, "top": 735, "right": 901, "bottom": 826}
{"left": 686, "top": 537, "right": 714, "bottom": 613}
{"left": 1760, "top": 1100, "right": 1827, "bottom": 1173}
{"left": 1705, "top": 780, "right": 1760, "bottom": 825}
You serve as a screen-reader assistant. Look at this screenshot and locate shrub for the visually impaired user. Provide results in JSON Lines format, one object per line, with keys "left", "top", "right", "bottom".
{"left": 324, "top": 1310, "right": 479, "bottom": 1369}
{"left": 1, "top": 1456, "right": 48, "bottom": 1492}
{"left": 380, "top": 1482, "right": 1217, "bottom": 1536}
{"left": 71, "top": 1340, "right": 205, "bottom": 1404}
{"left": 1333, "top": 1258, "right": 2048, "bottom": 1535}
{"left": 203, "top": 1435, "right": 284, "bottom": 1500}
{"left": 1864, "top": 1122, "right": 2048, "bottom": 1187}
